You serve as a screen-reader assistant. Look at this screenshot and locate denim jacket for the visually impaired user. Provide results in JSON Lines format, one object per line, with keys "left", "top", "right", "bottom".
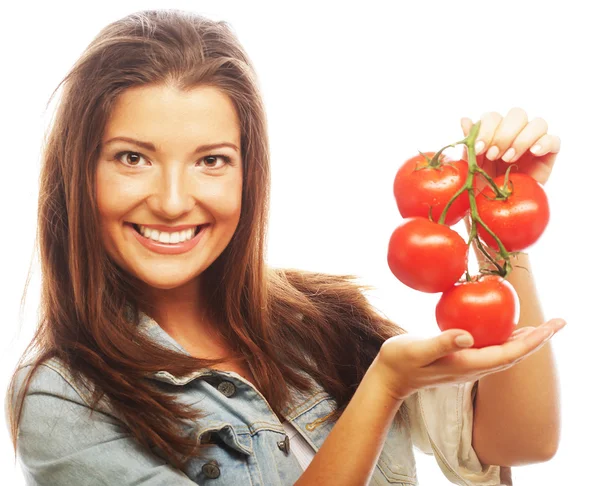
{"left": 7, "top": 311, "right": 511, "bottom": 485}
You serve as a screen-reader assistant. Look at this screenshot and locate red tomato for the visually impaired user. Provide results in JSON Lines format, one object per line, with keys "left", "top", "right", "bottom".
{"left": 393, "top": 152, "right": 470, "bottom": 226}
{"left": 475, "top": 173, "right": 550, "bottom": 252}
{"left": 436, "top": 275, "right": 519, "bottom": 348}
{"left": 388, "top": 217, "right": 468, "bottom": 293}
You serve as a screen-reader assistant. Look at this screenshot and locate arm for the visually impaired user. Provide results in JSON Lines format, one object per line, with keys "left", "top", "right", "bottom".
{"left": 458, "top": 109, "right": 564, "bottom": 467}
{"left": 295, "top": 358, "right": 403, "bottom": 486}
{"left": 296, "top": 296, "right": 561, "bottom": 484}
{"left": 471, "top": 249, "right": 562, "bottom": 467}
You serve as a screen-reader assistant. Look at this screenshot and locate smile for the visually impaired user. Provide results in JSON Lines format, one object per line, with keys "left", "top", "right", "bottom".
{"left": 126, "top": 223, "right": 208, "bottom": 255}
{"left": 132, "top": 223, "right": 202, "bottom": 244}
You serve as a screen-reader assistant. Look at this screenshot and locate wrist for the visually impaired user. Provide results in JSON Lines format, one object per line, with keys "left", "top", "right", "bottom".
{"left": 368, "top": 354, "right": 412, "bottom": 403}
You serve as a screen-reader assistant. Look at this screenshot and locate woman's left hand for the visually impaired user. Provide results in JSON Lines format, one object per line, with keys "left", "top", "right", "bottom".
{"left": 460, "top": 107, "right": 561, "bottom": 186}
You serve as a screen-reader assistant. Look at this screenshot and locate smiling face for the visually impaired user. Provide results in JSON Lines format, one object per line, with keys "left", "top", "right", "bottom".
{"left": 96, "top": 84, "right": 243, "bottom": 292}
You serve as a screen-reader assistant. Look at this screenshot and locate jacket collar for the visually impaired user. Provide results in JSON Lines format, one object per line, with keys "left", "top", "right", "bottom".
{"left": 127, "top": 304, "right": 327, "bottom": 414}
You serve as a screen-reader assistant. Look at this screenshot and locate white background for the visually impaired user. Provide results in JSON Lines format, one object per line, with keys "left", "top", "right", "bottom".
{"left": 1, "top": 1, "right": 597, "bottom": 484}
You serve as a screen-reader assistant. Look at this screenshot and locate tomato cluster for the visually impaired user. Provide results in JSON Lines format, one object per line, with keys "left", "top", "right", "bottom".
{"left": 387, "top": 146, "right": 550, "bottom": 348}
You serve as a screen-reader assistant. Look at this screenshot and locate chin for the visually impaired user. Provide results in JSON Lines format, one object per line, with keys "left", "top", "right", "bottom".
{"left": 134, "top": 267, "right": 202, "bottom": 291}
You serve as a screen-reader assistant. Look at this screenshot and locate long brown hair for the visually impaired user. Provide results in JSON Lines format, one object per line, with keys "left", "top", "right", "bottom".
{"left": 5, "top": 9, "right": 405, "bottom": 471}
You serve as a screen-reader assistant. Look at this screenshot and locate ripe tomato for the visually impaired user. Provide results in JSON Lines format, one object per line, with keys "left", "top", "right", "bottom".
{"left": 393, "top": 152, "right": 470, "bottom": 226}
{"left": 475, "top": 173, "right": 550, "bottom": 252}
{"left": 388, "top": 217, "right": 468, "bottom": 293}
{"left": 436, "top": 275, "right": 519, "bottom": 348}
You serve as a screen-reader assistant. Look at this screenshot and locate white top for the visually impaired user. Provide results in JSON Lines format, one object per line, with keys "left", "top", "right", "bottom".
{"left": 280, "top": 384, "right": 513, "bottom": 485}
{"left": 282, "top": 419, "right": 315, "bottom": 470}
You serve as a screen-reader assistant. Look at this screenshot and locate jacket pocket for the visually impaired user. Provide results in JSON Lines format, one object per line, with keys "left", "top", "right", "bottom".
{"left": 186, "top": 423, "right": 254, "bottom": 485}
{"left": 375, "top": 404, "right": 418, "bottom": 485}
{"left": 377, "top": 446, "right": 418, "bottom": 485}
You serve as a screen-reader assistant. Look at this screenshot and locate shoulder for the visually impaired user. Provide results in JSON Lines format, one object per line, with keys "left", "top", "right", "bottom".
{"left": 9, "top": 357, "right": 117, "bottom": 423}
{"left": 9, "top": 360, "right": 194, "bottom": 485}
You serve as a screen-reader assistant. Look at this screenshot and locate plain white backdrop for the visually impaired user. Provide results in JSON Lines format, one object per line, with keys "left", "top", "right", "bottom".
{"left": 1, "top": 1, "right": 597, "bottom": 484}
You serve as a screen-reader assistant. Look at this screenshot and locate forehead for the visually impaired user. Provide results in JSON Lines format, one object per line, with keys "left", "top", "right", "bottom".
{"left": 103, "top": 84, "right": 241, "bottom": 146}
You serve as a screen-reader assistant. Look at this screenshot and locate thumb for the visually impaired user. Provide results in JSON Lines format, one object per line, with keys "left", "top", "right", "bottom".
{"left": 460, "top": 117, "right": 473, "bottom": 137}
{"left": 460, "top": 117, "right": 473, "bottom": 160}
{"left": 421, "top": 329, "right": 474, "bottom": 365}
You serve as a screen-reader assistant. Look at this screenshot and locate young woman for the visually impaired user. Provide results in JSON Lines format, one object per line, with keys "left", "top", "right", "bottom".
{"left": 5, "top": 9, "right": 564, "bottom": 486}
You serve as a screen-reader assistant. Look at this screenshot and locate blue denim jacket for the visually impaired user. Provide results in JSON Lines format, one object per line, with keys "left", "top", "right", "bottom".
{"left": 7, "top": 311, "right": 509, "bottom": 485}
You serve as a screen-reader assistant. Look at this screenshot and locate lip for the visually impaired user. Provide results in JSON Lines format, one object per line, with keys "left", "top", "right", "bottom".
{"left": 128, "top": 222, "right": 201, "bottom": 232}
{"left": 127, "top": 222, "right": 208, "bottom": 255}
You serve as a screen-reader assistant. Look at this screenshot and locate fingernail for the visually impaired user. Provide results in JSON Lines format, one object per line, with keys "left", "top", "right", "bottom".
{"left": 530, "top": 144, "right": 542, "bottom": 154}
{"left": 502, "top": 147, "right": 516, "bottom": 162}
{"left": 554, "top": 319, "right": 567, "bottom": 330}
{"left": 455, "top": 334, "right": 474, "bottom": 348}
{"left": 475, "top": 140, "right": 485, "bottom": 154}
{"left": 487, "top": 146, "right": 499, "bottom": 160}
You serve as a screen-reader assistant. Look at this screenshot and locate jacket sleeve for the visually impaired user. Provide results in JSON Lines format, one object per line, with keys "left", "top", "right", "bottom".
{"left": 8, "top": 363, "right": 197, "bottom": 486}
{"left": 404, "top": 381, "right": 513, "bottom": 486}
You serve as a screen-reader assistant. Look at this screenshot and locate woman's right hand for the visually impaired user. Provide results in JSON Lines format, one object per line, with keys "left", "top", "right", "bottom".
{"left": 371, "top": 318, "right": 565, "bottom": 401}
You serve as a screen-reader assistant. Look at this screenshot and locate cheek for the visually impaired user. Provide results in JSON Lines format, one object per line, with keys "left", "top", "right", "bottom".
{"left": 95, "top": 164, "right": 143, "bottom": 221}
{"left": 201, "top": 176, "right": 244, "bottom": 220}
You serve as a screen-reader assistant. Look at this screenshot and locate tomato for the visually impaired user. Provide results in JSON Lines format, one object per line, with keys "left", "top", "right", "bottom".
{"left": 393, "top": 152, "right": 470, "bottom": 226}
{"left": 436, "top": 275, "right": 519, "bottom": 348}
{"left": 475, "top": 173, "right": 549, "bottom": 252}
{"left": 388, "top": 217, "right": 468, "bottom": 293}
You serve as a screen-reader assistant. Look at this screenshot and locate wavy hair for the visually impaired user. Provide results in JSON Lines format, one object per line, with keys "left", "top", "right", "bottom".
{"left": 5, "top": 9, "right": 405, "bottom": 471}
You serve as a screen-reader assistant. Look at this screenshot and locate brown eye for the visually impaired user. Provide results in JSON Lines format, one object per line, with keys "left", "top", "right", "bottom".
{"left": 126, "top": 153, "right": 141, "bottom": 165}
{"left": 203, "top": 156, "right": 219, "bottom": 167}
{"left": 114, "top": 151, "right": 148, "bottom": 167}
{"left": 197, "top": 155, "right": 232, "bottom": 169}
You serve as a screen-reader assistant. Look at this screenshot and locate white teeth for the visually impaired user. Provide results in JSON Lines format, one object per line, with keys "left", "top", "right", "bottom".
{"left": 136, "top": 224, "right": 198, "bottom": 244}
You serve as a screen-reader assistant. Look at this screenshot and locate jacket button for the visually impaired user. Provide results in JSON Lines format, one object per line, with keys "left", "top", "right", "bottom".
{"left": 217, "top": 380, "right": 236, "bottom": 397}
{"left": 201, "top": 460, "right": 221, "bottom": 479}
{"left": 277, "top": 435, "right": 290, "bottom": 455}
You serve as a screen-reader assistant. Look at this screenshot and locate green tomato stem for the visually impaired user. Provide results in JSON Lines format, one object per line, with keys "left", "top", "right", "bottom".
{"left": 436, "top": 121, "right": 513, "bottom": 278}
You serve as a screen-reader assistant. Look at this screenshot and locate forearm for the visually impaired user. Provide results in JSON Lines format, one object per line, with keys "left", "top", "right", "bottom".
{"left": 295, "top": 358, "right": 402, "bottom": 486}
{"left": 472, "top": 250, "right": 561, "bottom": 466}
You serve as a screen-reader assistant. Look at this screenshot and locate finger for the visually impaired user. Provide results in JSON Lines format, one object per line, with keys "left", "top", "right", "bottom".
{"left": 506, "top": 327, "right": 536, "bottom": 342}
{"left": 475, "top": 111, "right": 503, "bottom": 156}
{"left": 416, "top": 329, "right": 475, "bottom": 366}
{"left": 451, "top": 319, "right": 565, "bottom": 372}
{"left": 460, "top": 117, "right": 473, "bottom": 138}
{"left": 501, "top": 117, "right": 548, "bottom": 163}
{"left": 530, "top": 133, "right": 561, "bottom": 156}
{"left": 485, "top": 107, "right": 529, "bottom": 161}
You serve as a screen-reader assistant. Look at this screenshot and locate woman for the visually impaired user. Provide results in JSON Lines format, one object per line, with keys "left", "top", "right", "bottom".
{"left": 5, "top": 9, "right": 564, "bottom": 485}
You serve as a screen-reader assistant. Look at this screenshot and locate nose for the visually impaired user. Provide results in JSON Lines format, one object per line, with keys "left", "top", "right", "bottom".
{"left": 146, "top": 165, "right": 195, "bottom": 219}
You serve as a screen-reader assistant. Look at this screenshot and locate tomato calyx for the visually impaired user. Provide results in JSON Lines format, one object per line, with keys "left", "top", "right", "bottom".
{"left": 478, "top": 165, "right": 518, "bottom": 202}
{"left": 413, "top": 148, "right": 459, "bottom": 172}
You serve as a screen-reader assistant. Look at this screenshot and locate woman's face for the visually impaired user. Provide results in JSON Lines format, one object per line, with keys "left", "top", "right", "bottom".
{"left": 96, "top": 84, "right": 243, "bottom": 290}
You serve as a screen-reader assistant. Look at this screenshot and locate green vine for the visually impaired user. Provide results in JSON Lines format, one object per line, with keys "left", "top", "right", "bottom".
{"left": 435, "top": 121, "right": 518, "bottom": 280}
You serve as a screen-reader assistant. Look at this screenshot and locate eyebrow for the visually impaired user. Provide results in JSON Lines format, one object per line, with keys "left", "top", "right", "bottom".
{"left": 103, "top": 136, "right": 239, "bottom": 153}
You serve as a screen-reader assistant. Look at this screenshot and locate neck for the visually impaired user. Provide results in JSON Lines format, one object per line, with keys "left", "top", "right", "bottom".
{"left": 140, "top": 277, "right": 228, "bottom": 356}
